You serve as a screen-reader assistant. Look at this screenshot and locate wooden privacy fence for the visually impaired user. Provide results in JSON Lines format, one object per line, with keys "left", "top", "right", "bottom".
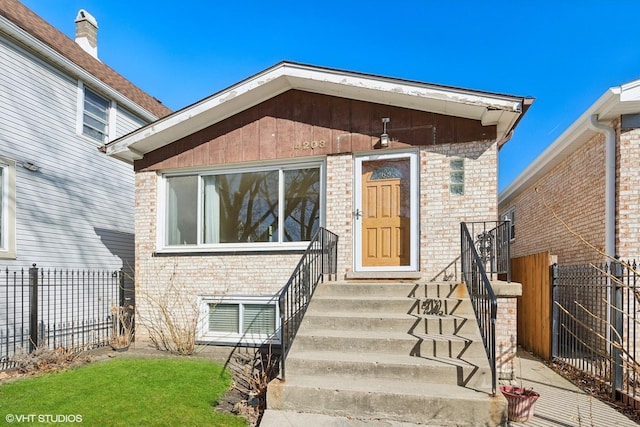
{"left": 511, "top": 251, "right": 555, "bottom": 360}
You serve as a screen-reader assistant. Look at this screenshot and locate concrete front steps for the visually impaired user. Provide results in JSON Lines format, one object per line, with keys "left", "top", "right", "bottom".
{"left": 264, "top": 280, "right": 508, "bottom": 426}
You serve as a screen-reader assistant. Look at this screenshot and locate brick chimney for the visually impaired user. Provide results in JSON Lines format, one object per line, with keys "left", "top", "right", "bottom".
{"left": 74, "top": 9, "right": 98, "bottom": 59}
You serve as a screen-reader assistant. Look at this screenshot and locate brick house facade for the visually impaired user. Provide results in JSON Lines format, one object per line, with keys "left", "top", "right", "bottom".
{"left": 106, "top": 62, "right": 531, "bottom": 350}
{"left": 499, "top": 79, "right": 640, "bottom": 265}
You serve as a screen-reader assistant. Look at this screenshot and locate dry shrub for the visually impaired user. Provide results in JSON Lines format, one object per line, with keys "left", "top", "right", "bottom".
{"left": 10, "top": 345, "right": 86, "bottom": 374}
{"left": 137, "top": 266, "right": 206, "bottom": 356}
{"left": 224, "top": 346, "right": 279, "bottom": 425}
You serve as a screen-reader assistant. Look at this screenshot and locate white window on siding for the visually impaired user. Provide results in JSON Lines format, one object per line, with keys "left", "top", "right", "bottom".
{"left": 200, "top": 296, "right": 280, "bottom": 345}
{"left": 450, "top": 158, "right": 464, "bottom": 195}
{"left": 82, "top": 87, "right": 110, "bottom": 142}
{"left": 0, "top": 158, "right": 16, "bottom": 259}
{"left": 504, "top": 208, "right": 515, "bottom": 240}
{"left": 162, "top": 161, "right": 323, "bottom": 251}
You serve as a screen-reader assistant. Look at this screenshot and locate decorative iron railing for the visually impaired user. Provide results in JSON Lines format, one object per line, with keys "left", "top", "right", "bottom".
{"left": 461, "top": 222, "right": 506, "bottom": 396}
{"left": 553, "top": 258, "right": 640, "bottom": 405}
{"left": 463, "top": 221, "right": 511, "bottom": 282}
{"left": 278, "top": 227, "right": 338, "bottom": 379}
{"left": 1, "top": 265, "right": 130, "bottom": 370}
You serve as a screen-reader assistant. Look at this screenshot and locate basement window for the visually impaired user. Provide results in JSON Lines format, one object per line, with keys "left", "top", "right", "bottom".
{"left": 199, "top": 296, "right": 280, "bottom": 345}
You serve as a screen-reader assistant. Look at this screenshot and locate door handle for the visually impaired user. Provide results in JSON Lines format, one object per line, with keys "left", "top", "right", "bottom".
{"left": 354, "top": 209, "right": 363, "bottom": 219}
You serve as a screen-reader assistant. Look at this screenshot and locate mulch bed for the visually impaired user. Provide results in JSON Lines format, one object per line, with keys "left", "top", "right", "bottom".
{"left": 549, "top": 360, "right": 640, "bottom": 423}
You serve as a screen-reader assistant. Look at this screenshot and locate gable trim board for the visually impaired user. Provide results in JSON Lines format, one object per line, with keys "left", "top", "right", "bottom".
{"left": 105, "top": 62, "right": 533, "bottom": 164}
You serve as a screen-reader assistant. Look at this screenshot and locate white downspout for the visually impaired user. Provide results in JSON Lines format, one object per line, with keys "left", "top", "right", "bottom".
{"left": 588, "top": 114, "right": 616, "bottom": 353}
{"left": 588, "top": 114, "right": 616, "bottom": 260}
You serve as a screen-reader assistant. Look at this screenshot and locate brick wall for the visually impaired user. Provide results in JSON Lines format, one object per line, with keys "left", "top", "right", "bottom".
{"left": 617, "top": 124, "right": 640, "bottom": 259}
{"left": 496, "top": 296, "right": 518, "bottom": 379}
{"left": 421, "top": 141, "right": 498, "bottom": 278}
{"left": 133, "top": 140, "right": 500, "bottom": 343}
{"left": 501, "top": 133, "right": 607, "bottom": 266}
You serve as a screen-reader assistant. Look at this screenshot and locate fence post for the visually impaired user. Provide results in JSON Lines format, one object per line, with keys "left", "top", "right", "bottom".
{"left": 28, "top": 264, "right": 38, "bottom": 353}
{"left": 118, "top": 269, "right": 125, "bottom": 308}
{"left": 551, "top": 263, "right": 559, "bottom": 358}
{"left": 611, "top": 256, "right": 624, "bottom": 398}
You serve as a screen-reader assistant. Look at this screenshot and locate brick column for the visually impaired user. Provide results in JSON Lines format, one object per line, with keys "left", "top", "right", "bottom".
{"left": 493, "top": 281, "right": 522, "bottom": 380}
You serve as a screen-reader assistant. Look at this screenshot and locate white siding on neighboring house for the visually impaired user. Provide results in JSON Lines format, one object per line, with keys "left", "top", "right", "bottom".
{"left": 0, "top": 33, "right": 137, "bottom": 270}
{"left": 115, "top": 105, "right": 147, "bottom": 138}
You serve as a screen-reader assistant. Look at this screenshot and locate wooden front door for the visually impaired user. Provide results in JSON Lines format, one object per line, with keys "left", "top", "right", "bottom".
{"left": 355, "top": 154, "right": 417, "bottom": 270}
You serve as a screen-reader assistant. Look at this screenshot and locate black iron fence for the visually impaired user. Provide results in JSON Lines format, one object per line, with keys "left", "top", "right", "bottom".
{"left": 553, "top": 259, "right": 639, "bottom": 407}
{"left": 278, "top": 227, "right": 338, "bottom": 379}
{"left": 1, "top": 265, "right": 131, "bottom": 370}
{"left": 461, "top": 222, "right": 501, "bottom": 395}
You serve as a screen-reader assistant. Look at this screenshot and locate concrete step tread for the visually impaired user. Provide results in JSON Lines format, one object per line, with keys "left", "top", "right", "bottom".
{"left": 274, "top": 375, "right": 493, "bottom": 399}
{"left": 305, "top": 311, "right": 475, "bottom": 321}
{"left": 260, "top": 410, "right": 437, "bottom": 427}
{"left": 296, "top": 328, "right": 479, "bottom": 342}
{"left": 313, "top": 295, "right": 465, "bottom": 302}
{"left": 287, "top": 350, "right": 490, "bottom": 368}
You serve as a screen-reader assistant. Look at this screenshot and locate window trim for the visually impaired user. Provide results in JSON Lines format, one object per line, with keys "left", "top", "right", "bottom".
{"left": 198, "top": 295, "right": 281, "bottom": 345}
{"left": 77, "top": 82, "right": 114, "bottom": 144}
{"left": 157, "top": 159, "right": 325, "bottom": 253}
{"left": 0, "top": 158, "right": 16, "bottom": 259}
{"left": 503, "top": 207, "right": 515, "bottom": 241}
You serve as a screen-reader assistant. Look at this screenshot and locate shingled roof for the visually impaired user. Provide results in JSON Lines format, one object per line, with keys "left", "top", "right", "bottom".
{"left": 0, "top": 0, "right": 171, "bottom": 119}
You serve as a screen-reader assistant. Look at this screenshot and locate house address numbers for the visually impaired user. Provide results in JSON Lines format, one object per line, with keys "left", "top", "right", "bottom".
{"left": 294, "top": 140, "right": 326, "bottom": 150}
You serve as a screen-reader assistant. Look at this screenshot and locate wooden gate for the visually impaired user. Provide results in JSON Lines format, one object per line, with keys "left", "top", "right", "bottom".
{"left": 511, "top": 251, "right": 555, "bottom": 360}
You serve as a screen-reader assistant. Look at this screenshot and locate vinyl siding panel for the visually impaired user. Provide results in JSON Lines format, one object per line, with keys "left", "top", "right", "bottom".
{"left": 0, "top": 34, "right": 137, "bottom": 270}
{"left": 115, "top": 106, "right": 146, "bottom": 138}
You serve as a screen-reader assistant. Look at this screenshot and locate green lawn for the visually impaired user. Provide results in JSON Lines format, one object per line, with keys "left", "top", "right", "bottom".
{"left": 0, "top": 358, "right": 247, "bottom": 427}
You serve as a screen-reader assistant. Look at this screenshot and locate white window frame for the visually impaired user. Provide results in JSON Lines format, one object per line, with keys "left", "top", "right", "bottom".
{"left": 157, "top": 159, "right": 325, "bottom": 253}
{"left": 0, "top": 158, "right": 16, "bottom": 259}
{"left": 76, "top": 82, "right": 115, "bottom": 144}
{"left": 198, "top": 295, "right": 281, "bottom": 345}
{"left": 503, "top": 207, "right": 515, "bottom": 241}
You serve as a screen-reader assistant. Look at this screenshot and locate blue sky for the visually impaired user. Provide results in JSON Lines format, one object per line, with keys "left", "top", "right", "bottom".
{"left": 20, "top": 1, "right": 640, "bottom": 191}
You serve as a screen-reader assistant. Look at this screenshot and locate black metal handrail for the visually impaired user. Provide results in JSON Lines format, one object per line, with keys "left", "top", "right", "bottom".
{"left": 464, "top": 221, "right": 511, "bottom": 282}
{"left": 278, "top": 227, "right": 338, "bottom": 379}
{"left": 461, "top": 222, "right": 499, "bottom": 395}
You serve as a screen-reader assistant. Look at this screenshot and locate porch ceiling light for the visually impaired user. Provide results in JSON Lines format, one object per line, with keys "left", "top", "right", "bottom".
{"left": 380, "top": 117, "right": 390, "bottom": 147}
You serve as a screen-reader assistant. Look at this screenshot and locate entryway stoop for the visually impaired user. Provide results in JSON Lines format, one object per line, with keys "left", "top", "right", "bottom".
{"left": 263, "top": 280, "right": 508, "bottom": 426}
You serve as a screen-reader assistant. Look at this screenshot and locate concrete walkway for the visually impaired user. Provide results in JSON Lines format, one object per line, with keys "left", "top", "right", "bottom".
{"left": 261, "top": 350, "right": 639, "bottom": 426}
{"left": 506, "top": 350, "right": 638, "bottom": 427}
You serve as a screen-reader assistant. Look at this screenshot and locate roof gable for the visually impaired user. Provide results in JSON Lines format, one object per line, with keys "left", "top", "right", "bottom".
{"left": 500, "top": 78, "right": 640, "bottom": 205}
{"left": 105, "top": 62, "right": 532, "bottom": 163}
{"left": 0, "top": 0, "right": 171, "bottom": 119}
